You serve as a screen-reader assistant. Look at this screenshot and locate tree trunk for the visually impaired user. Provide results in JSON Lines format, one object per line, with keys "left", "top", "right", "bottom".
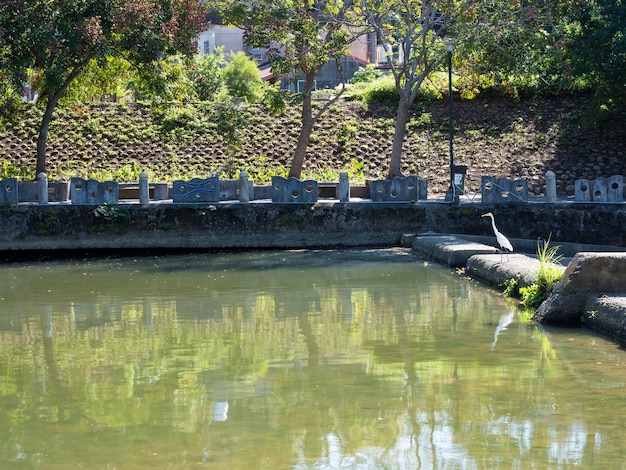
{"left": 288, "top": 73, "right": 317, "bottom": 179}
{"left": 36, "top": 94, "right": 61, "bottom": 176}
{"left": 289, "top": 115, "right": 314, "bottom": 179}
{"left": 36, "top": 64, "right": 87, "bottom": 177}
{"left": 387, "top": 97, "right": 410, "bottom": 178}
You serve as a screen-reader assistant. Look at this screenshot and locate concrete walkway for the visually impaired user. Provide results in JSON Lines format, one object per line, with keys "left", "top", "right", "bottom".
{"left": 407, "top": 233, "right": 565, "bottom": 287}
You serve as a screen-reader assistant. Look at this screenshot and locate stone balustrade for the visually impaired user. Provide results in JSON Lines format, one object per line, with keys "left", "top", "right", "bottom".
{"left": 3, "top": 171, "right": 626, "bottom": 206}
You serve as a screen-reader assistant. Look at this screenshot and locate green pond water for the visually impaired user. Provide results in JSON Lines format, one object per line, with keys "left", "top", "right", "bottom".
{"left": 1, "top": 249, "right": 625, "bottom": 469}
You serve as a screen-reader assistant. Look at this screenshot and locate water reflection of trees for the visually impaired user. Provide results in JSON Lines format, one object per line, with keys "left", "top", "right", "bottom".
{"left": 0, "top": 253, "right": 625, "bottom": 467}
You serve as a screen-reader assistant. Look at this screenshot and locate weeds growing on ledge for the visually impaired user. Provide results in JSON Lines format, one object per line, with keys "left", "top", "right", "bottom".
{"left": 519, "top": 235, "right": 563, "bottom": 311}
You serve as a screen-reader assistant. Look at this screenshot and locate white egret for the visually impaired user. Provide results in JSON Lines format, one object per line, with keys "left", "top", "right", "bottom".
{"left": 481, "top": 212, "right": 513, "bottom": 259}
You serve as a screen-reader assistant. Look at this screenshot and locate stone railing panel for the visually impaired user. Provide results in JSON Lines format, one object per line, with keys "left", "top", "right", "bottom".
{"left": 70, "top": 178, "right": 118, "bottom": 205}
{"left": 369, "top": 175, "right": 419, "bottom": 202}
{"left": 172, "top": 177, "right": 219, "bottom": 203}
{"left": 0, "top": 178, "right": 18, "bottom": 205}
{"left": 481, "top": 176, "right": 528, "bottom": 203}
{"left": 271, "top": 176, "right": 318, "bottom": 203}
{"left": 575, "top": 176, "right": 624, "bottom": 202}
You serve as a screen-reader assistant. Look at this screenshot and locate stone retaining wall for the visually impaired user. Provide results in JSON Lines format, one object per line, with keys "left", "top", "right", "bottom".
{"left": 0, "top": 201, "right": 625, "bottom": 253}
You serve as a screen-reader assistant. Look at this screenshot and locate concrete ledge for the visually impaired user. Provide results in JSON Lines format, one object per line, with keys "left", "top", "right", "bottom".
{"left": 413, "top": 237, "right": 626, "bottom": 343}
{"left": 466, "top": 253, "right": 562, "bottom": 289}
{"left": 448, "top": 234, "right": 626, "bottom": 258}
{"left": 412, "top": 235, "right": 498, "bottom": 268}
{"left": 411, "top": 234, "right": 565, "bottom": 289}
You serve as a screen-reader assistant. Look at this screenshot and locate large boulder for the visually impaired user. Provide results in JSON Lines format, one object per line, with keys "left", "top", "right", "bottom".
{"left": 582, "top": 295, "right": 626, "bottom": 340}
{"left": 534, "top": 253, "right": 626, "bottom": 327}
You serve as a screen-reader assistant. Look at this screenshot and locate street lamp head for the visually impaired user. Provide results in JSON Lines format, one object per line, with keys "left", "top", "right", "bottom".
{"left": 444, "top": 40, "right": 456, "bottom": 52}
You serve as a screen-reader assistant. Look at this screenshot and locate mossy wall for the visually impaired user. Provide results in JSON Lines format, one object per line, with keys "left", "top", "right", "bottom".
{"left": 0, "top": 202, "right": 624, "bottom": 253}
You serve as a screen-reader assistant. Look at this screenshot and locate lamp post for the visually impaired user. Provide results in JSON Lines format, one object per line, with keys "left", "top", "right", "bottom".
{"left": 444, "top": 40, "right": 456, "bottom": 202}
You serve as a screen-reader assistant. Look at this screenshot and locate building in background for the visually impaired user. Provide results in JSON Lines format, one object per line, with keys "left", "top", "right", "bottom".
{"left": 196, "top": 18, "right": 386, "bottom": 91}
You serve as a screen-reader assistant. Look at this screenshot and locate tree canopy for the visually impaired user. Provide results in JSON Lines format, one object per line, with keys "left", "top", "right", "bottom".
{"left": 357, "top": 0, "right": 562, "bottom": 177}
{"left": 1, "top": 0, "right": 623, "bottom": 182}
{"left": 217, "top": 0, "right": 358, "bottom": 178}
{"left": 0, "top": 0, "right": 206, "bottom": 175}
{"left": 566, "top": 0, "right": 626, "bottom": 116}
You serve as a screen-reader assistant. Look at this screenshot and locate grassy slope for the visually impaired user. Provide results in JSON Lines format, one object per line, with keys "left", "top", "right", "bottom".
{"left": 1, "top": 94, "right": 624, "bottom": 196}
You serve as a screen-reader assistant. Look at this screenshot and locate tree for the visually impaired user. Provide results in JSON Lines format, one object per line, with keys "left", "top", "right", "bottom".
{"left": 0, "top": 0, "right": 206, "bottom": 176}
{"left": 62, "top": 56, "right": 135, "bottom": 104}
{"left": 219, "top": 0, "right": 358, "bottom": 179}
{"left": 359, "top": 0, "right": 543, "bottom": 177}
{"left": 190, "top": 49, "right": 225, "bottom": 102}
{"left": 457, "top": 1, "right": 571, "bottom": 97}
{"left": 222, "top": 51, "right": 264, "bottom": 102}
{"left": 565, "top": 0, "right": 626, "bottom": 115}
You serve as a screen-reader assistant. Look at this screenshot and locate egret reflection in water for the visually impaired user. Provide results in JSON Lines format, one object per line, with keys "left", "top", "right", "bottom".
{"left": 490, "top": 310, "right": 515, "bottom": 350}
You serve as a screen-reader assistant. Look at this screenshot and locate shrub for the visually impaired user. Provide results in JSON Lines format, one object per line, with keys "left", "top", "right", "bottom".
{"left": 210, "top": 94, "right": 248, "bottom": 153}
{"left": 222, "top": 52, "right": 264, "bottom": 103}
{"left": 349, "top": 64, "right": 383, "bottom": 84}
{"left": 190, "top": 51, "right": 225, "bottom": 102}
{"left": 0, "top": 85, "right": 22, "bottom": 131}
{"left": 361, "top": 75, "right": 399, "bottom": 104}
{"left": 519, "top": 236, "right": 563, "bottom": 310}
{"left": 159, "top": 107, "right": 204, "bottom": 134}
{"left": 0, "top": 161, "right": 36, "bottom": 180}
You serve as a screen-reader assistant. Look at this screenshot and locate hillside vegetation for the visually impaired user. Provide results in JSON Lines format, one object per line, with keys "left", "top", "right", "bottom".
{"left": 1, "top": 94, "right": 625, "bottom": 197}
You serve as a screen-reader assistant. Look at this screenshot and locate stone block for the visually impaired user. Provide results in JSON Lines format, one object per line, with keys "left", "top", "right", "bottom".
{"left": 18, "top": 181, "right": 70, "bottom": 203}
{"left": 574, "top": 178, "right": 591, "bottom": 202}
{"left": 219, "top": 179, "right": 253, "bottom": 201}
{"left": 413, "top": 235, "right": 499, "bottom": 268}
{"left": 575, "top": 176, "right": 623, "bottom": 202}
{"left": 118, "top": 182, "right": 169, "bottom": 201}
{"left": 253, "top": 185, "right": 272, "bottom": 200}
{"left": 534, "top": 252, "right": 626, "bottom": 327}
{"left": 18, "top": 181, "right": 40, "bottom": 202}
{"left": 337, "top": 172, "right": 349, "bottom": 202}
{"left": 507, "top": 178, "right": 527, "bottom": 201}
{"left": 153, "top": 183, "right": 169, "bottom": 201}
{"left": 172, "top": 177, "right": 219, "bottom": 203}
{"left": 467, "top": 253, "right": 552, "bottom": 289}
{"left": 0, "top": 178, "right": 18, "bottom": 205}
{"left": 545, "top": 170, "right": 557, "bottom": 202}
{"left": 318, "top": 182, "right": 339, "bottom": 199}
{"left": 369, "top": 175, "right": 419, "bottom": 202}
{"left": 48, "top": 181, "right": 70, "bottom": 202}
{"left": 271, "top": 176, "right": 318, "bottom": 203}
{"left": 418, "top": 178, "right": 428, "bottom": 200}
{"left": 591, "top": 177, "right": 607, "bottom": 202}
{"left": 581, "top": 295, "right": 626, "bottom": 342}
{"left": 607, "top": 175, "right": 623, "bottom": 202}
{"left": 70, "top": 178, "right": 118, "bottom": 205}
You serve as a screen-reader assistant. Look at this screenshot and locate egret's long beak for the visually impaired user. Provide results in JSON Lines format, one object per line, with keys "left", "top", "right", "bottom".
{"left": 480, "top": 214, "right": 488, "bottom": 217}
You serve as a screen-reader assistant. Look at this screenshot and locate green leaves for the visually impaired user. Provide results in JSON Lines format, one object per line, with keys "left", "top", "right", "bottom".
{"left": 219, "top": 0, "right": 352, "bottom": 78}
{"left": 222, "top": 51, "right": 264, "bottom": 102}
{"left": 0, "top": 0, "right": 208, "bottom": 174}
{"left": 567, "top": 0, "right": 626, "bottom": 112}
